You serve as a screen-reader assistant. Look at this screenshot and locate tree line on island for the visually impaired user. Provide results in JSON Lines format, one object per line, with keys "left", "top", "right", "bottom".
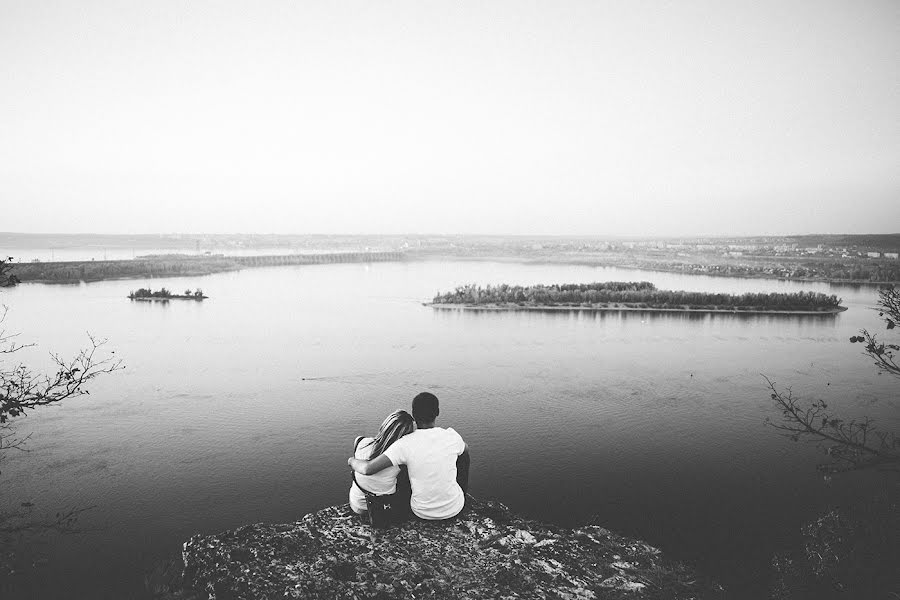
{"left": 432, "top": 282, "right": 843, "bottom": 311}
{"left": 128, "top": 287, "right": 206, "bottom": 300}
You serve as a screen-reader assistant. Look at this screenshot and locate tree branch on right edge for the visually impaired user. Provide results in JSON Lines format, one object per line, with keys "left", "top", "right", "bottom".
{"left": 763, "top": 376, "right": 900, "bottom": 476}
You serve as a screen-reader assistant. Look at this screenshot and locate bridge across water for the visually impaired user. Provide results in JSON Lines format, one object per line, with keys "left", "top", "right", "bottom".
{"left": 233, "top": 251, "right": 405, "bottom": 267}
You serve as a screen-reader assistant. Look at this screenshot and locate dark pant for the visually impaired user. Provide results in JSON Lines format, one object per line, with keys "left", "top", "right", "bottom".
{"left": 456, "top": 448, "right": 470, "bottom": 495}
{"left": 357, "top": 450, "right": 472, "bottom": 525}
{"left": 394, "top": 467, "right": 412, "bottom": 519}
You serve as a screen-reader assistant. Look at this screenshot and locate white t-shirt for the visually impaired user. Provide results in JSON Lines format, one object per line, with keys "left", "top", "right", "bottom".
{"left": 348, "top": 437, "right": 402, "bottom": 514}
{"left": 384, "top": 427, "right": 466, "bottom": 520}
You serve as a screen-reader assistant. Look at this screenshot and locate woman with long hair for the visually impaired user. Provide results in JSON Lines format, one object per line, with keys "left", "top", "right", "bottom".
{"left": 349, "top": 409, "right": 415, "bottom": 515}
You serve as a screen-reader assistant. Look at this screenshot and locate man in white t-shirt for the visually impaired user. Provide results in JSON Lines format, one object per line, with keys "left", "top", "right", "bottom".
{"left": 348, "top": 392, "right": 470, "bottom": 520}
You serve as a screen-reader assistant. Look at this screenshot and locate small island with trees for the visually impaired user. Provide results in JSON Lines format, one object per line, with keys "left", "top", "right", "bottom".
{"left": 127, "top": 287, "right": 207, "bottom": 302}
{"left": 429, "top": 281, "right": 847, "bottom": 315}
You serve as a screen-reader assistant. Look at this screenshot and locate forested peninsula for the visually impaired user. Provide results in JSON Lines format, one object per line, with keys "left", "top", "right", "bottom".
{"left": 7, "top": 251, "right": 404, "bottom": 283}
{"left": 430, "top": 282, "right": 846, "bottom": 314}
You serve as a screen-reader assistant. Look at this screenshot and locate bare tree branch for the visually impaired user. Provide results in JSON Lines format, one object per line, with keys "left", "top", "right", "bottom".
{"left": 0, "top": 305, "right": 33, "bottom": 356}
{"left": 1, "top": 333, "right": 123, "bottom": 425}
{"left": 0, "top": 424, "right": 32, "bottom": 453}
{"left": 0, "top": 504, "right": 96, "bottom": 536}
{"left": 763, "top": 376, "right": 900, "bottom": 475}
{"left": 766, "top": 285, "right": 900, "bottom": 476}
{"left": 1, "top": 303, "right": 123, "bottom": 474}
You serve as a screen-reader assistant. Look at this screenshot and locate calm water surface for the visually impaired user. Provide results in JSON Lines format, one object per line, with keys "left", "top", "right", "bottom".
{"left": 0, "top": 260, "right": 896, "bottom": 598}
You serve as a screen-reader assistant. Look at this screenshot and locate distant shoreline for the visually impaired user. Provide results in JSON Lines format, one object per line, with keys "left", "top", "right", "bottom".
{"left": 6, "top": 251, "right": 898, "bottom": 286}
{"left": 411, "top": 254, "right": 900, "bottom": 286}
{"left": 427, "top": 302, "right": 849, "bottom": 316}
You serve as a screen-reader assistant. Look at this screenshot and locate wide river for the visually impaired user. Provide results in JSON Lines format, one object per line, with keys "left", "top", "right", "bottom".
{"left": 1, "top": 259, "right": 896, "bottom": 598}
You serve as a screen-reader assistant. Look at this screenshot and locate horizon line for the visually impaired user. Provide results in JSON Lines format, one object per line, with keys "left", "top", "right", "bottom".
{"left": 2, "top": 231, "right": 899, "bottom": 240}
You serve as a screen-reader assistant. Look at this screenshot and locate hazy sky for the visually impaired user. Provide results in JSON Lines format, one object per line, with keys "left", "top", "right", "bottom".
{"left": 1, "top": 0, "right": 898, "bottom": 236}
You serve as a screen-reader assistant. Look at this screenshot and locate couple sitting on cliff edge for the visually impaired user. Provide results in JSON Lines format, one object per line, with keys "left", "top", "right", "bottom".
{"left": 347, "top": 392, "right": 470, "bottom": 523}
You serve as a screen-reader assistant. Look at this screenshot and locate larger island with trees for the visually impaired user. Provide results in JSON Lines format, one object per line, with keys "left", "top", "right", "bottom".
{"left": 429, "top": 282, "right": 846, "bottom": 315}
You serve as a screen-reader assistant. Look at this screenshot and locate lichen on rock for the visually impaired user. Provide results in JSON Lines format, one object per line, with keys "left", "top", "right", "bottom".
{"left": 182, "top": 496, "right": 718, "bottom": 599}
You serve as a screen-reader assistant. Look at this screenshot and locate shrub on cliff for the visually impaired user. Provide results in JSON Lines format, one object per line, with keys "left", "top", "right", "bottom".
{"left": 0, "top": 258, "right": 20, "bottom": 288}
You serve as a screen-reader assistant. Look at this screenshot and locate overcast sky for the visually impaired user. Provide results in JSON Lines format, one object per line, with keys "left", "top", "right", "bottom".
{"left": 1, "top": 0, "right": 898, "bottom": 236}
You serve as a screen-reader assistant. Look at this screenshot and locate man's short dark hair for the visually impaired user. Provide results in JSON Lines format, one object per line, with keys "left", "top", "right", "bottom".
{"left": 412, "top": 392, "right": 439, "bottom": 423}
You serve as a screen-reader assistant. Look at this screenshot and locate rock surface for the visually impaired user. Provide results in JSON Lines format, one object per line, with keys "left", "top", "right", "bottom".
{"left": 182, "top": 497, "right": 719, "bottom": 599}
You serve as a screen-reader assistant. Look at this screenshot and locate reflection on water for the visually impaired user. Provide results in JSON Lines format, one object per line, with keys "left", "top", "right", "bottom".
{"left": 0, "top": 261, "right": 895, "bottom": 598}
{"left": 436, "top": 305, "right": 843, "bottom": 326}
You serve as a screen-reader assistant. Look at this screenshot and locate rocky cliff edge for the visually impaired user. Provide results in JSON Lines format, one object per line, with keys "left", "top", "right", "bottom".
{"left": 182, "top": 496, "right": 720, "bottom": 599}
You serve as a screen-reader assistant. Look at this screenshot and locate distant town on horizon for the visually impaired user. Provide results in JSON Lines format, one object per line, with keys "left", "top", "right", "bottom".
{"left": 4, "top": 231, "right": 899, "bottom": 286}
